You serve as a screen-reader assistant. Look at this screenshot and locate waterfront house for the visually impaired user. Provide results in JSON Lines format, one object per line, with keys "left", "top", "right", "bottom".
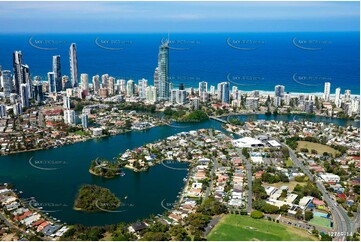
{"left": 37, "top": 221, "right": 50, "bottom": 232}
{"left": 128, "top": 221, "right": 147, "bottom": 233}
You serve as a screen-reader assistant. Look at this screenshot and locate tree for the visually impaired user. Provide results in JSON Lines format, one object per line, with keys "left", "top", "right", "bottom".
{"left": 261, "top": 203, "right": 280, "bottom": 214}
{"left": 253, "top": 200, "right": 267, "bottom": 210}
{"left": 305, "top": 211, "right": 314, "bottom": 221}
{"left": 169, "top": 225, "right": 189, "bottom": 241}
{"left": 242, "top": 148, "right": 250, "bottom": 159}
{"left": 321, "top": 233, "right": 333, "bottom": 241}
{"left": 250, "top": 210, "right": 264, "bottom": 219}
{"left": 295, "top": 209, "right": 303, "bottom": 220}
{"left": 197, "top": 197, "right": 227, "bottom": 216}
{"left": 280, "top": 205, "right": 290, "bottom": 214}
{"left": 184, "top": 213, "right": 210, "bottom": 234}
{"left": 141, "top": 232, "right": 169, "bottom": 241}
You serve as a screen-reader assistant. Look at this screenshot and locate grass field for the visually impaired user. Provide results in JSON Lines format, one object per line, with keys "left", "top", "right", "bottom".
{"left": 207, "top": 214, "right": 317, "bottom": 241}
{"left": 296, "top": 141, "right": 339, "bottom": 156}
{"left": 309, "top": 217, "right": 332, "bottom": 229}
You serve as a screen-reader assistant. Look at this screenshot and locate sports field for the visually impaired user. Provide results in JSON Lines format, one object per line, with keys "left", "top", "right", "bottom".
{"left": 207, "top": 214, "right": 317, "bottom": 241}
{"left": 296, "top": 141, "right": 339, "bottom": 156}
{"left": 309, "top": 216, "right": 332, "bottom": 229}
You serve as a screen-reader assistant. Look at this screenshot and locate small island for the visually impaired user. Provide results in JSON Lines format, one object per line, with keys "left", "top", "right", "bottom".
{"left": 74, "top": 184, "right": 121, "bottom": 212}
{"left": 164, "top": 108, "right": 209, "bottom": 122}
{"left": 89, "top": 158, "right": 122, "bottom": 178}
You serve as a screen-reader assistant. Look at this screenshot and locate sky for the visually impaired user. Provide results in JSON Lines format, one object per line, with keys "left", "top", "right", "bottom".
{"left": 0, "top": 1, "right": 359, "bottom": 33}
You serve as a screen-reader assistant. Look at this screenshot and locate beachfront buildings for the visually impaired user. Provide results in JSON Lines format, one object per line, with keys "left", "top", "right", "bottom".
{"left": 217, "top": 82, "right": 230, "bottom": 104}
{"left": 323, "top": 82, "right": 331, "bottom": 101}
{"left": 199, "top": 81, "right": 208, "bottom": 102}
{"left": 274, "top": 85, "right": 285, "bottom": 107}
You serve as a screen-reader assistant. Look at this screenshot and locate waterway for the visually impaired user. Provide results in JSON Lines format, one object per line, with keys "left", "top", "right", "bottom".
{"left": 0, "top": 114, "right": 358, "bottom": 226}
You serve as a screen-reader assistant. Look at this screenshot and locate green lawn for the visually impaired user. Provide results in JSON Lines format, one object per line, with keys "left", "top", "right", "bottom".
{"left": 296, "top": 141, "right": 339, "bottom": 156}
{"left": 285, "top": 158, "right": 294, "bottom": 167}
{"left": 74, "top": 130, "right": 87, "bottom": 136}
{"left": 309, "top": 217, "right": 332, "bottom": 229}
{"left": 207, "top": 215, "right": 317, "bottom": 241}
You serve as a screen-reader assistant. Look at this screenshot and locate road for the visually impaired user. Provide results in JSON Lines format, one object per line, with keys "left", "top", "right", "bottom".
{"left": 204, "top": 158, "right": 218, "bottom": 201}
{"left": 285, "top": 144, "right": 353, "bottom": 241}
{"left": 0, "top": 211, "right": 33, "bottom": 240}
{"left": 236, "top": 148, "right": 253, "bottom": 214}
{"left": 203, "top": 214, "right": 223, "bottom": 236}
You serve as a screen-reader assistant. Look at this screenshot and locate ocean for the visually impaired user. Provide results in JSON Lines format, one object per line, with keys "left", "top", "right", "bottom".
{"left": 0, "top": 32, "right": 359, "bottom": 94}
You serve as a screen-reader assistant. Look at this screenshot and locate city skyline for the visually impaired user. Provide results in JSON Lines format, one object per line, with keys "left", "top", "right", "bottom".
{"left": 0, "top": 1, "right": 359, "bottom": 241}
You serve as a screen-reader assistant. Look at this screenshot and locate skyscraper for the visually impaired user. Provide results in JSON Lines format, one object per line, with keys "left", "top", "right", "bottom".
{"left": 335, "top": 87, "right": 341, "bottom": 108}
{"left": 101, "top": 74, "right": 109, "bottom": 89}
{"left": 199, "top": 81, "right": 208, "bottom": 102}
{"left": 1, "top": 70, "right": 12, "bottom": 97}
{"left": 118, "top": 79, "right": 126, "bottom": 94}
{"left": 64, "top": 109, "right": 76, "bottom": 125}
{"left": 274, "top": 85, "right": 285, "bottom": 97}
{"left": 80, "top": 73, "right": 89, "bottom": 92}
{"left": 63, "top": 95, "right": 71, "bottom": 109}
{"left": 0, "top": 104, "right": 6, "bottom": 118}
{"left": 146, "top": 86, "right": 157, "bottom": 104}
{"left": 52, "top": 55, "right": 62, "bottom": 92}
{"left": 81, "top": 114, "right": 88, "bottom": 129}
{"left": 48, "top": 72, "right": 56, "bottom": 93}
{"left": 108, "top": 76, "right": 115, "bottom": 96}
{"left": 33, "top": 82, "right": 43, "bottom": 103}
{"left": 157, "top": 41, "right": 170, "bottom": 100}
{"left": 13, "top": 51, "right": 23, "bottom": 94}
{"left": 62, "top": 75, "right": 70, "bottom": 90}
{"left": 170, "top": 89, "right": 178, "bottom": 104}
{"left": 20, "top": 83, "right": 29, "bottom": 108}
{"left": 323, "top": 82, "right": 331, "bottom": 101}
{"left": 138, "top": 78, "right": 148, "bottom": 98}
{"left": 274, "top": 85, "right": 285, "bottom": 107}
{"left": 21, "top": 64, "right": 32, "bottom": 99}
{"left": 217, "top": 82, "right": 230, "bottom": 104}
{"left": 69, "top": 43, "right": 78, "bottom": 87}
{"left": 210, "top": 85, "right": 216, "bottom": 95}
{"left": 344, "top": 89, "right": 351, "bottom": 102}
{"left": 92, "top": 75, "right": 100, "bottom": 94}
{"left": 126, "top": 79, "right": 135, "bottom": 97}
{"left": 153, "top": 67, "right": 159, "bottom": 95}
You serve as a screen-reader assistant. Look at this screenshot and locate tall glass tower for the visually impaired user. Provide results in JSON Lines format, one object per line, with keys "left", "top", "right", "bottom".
{"left": 52, "top": 55, "right": 62, "bottom": 92}
{"left": 69, "top": 43, "right": 78, "bottom": 87}
{"left": 157, "top": 40, "right": 169, "bottom": 100}
{"left": 13, "top": 51, "right": 23, "bottom": 95}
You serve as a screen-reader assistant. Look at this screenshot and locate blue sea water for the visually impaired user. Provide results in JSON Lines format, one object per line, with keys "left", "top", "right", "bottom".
{"left": 0, "top": 32, "right": 359, "bottom": 94}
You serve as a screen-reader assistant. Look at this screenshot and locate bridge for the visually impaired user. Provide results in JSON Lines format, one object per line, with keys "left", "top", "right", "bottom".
{"left": 209, "top": 116, "right": 228, "bottom": 124}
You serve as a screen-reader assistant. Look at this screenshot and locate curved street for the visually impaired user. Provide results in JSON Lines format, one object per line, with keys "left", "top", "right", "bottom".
{"left": 285, "top": 144, "right": 354, "bottom": 241}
